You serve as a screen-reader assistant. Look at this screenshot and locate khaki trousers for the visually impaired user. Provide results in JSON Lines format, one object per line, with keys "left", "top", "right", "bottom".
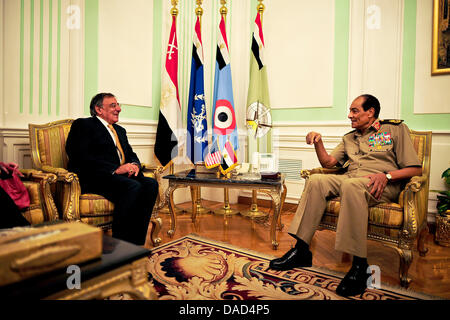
{"left": 288, "top": 173, "right": 401, "bottom": 258}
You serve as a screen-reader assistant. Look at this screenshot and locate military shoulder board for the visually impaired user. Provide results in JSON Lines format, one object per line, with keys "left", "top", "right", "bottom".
{"left": 380, "top": 119, "right": 404, "bottom": 125}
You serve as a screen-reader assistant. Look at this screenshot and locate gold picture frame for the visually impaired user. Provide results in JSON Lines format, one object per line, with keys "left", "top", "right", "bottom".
{"left": 432, "top": 0, "right": 450, "bottom": 75}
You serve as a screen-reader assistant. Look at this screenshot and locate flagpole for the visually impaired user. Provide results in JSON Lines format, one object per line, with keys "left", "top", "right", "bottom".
{"left": 240, "top": 0, "right": 269, "bottom": 220}
{"left": 185, "top": 0, "right": 212, "bottom": 218}
{"left": 213, "top": 0, "right": 239, "bottom": 217}
{"left": 157, "top": 0, "right": 186, "bottom": 217}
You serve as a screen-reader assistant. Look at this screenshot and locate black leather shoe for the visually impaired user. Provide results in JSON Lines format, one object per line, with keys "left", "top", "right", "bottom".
{"left": 269, "top": 247, "right": 312, "bottom": 271}
{"left": 336, "top": 264, "right": 370, "bottom": 297}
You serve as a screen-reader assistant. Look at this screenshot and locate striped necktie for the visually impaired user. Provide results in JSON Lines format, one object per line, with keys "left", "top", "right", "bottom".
{"left": 108, "top": 124, "right": 125, "bottom": 165}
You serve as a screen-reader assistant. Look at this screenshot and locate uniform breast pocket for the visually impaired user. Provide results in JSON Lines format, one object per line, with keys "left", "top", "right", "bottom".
{"left": 369, "top": 144, "right": 393, "bottom": 152}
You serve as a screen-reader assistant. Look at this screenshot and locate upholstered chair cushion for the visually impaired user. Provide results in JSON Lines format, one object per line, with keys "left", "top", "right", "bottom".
{"left": 79, "top": 193, "right": 115, "bottom": 227}
{"left": 21, "top": 181, "right": 49, "bottom": 224}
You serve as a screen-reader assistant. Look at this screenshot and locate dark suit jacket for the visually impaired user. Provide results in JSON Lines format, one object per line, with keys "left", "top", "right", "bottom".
{"left": 66, "top": 117, "right": 140, "bottom": 189}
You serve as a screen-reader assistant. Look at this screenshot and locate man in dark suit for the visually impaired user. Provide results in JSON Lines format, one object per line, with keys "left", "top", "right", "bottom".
{"left": 66, "top": 93, "right": 159, "bottom": 245}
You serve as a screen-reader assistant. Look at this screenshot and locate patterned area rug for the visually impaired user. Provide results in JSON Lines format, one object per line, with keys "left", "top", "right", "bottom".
{"left": 147, "top": 234, "right": 437, "bottom": 301}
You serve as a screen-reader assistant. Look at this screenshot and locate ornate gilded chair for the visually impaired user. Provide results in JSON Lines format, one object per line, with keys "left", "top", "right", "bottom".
{"left": 28, "top": 119, "right": 162, "bottom": 246}
{"left": 19, "top": 169, "right": 58, "bottom": 224}
{"left": 300, "top": 130, "right": 432, "bottom": 288}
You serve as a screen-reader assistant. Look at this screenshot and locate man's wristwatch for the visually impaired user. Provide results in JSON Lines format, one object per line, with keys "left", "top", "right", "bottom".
{"left": 385, "top": 172, "right": 392, "bottom": 181}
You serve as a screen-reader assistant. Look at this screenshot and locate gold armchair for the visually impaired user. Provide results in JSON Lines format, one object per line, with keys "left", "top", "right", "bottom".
{"left": 28, "top": 119, "right": 162, "bottom": 246}
{"left": 19, "top": 169, "right": 58, "bottom": 225}
{"left": 300, "top": 130, "right": 432, "bottom": 288}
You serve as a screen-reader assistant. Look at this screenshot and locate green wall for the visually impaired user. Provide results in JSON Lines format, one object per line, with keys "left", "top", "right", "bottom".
{"left": 82, "top": 0, "right": 450, "bottom": 129}
{"left": 401, "top": 0, "right": 450, "bottom": 130}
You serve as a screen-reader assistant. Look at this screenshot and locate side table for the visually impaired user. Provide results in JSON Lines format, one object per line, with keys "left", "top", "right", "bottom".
{"left": 0, "top": 235, "right": 156, "bottom": 300}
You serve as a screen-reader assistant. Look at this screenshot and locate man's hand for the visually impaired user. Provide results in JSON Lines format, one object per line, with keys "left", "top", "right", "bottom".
{"left": 365, "top": 172, "right": 388, "bottom": 200}
{"left": 306, "top": 132, "right": 322, "bottom": 145}
{"left": 306, "top": 132, "right": 338, "bottom": 169}
{"left": 114, "top": 163, "right": 140, "bottom": 177}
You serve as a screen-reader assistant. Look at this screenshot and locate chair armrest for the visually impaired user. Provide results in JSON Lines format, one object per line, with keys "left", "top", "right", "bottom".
{"left": 38, "top": 166, "right": 81, "bottom": 221}
{"left": 404, "top": 175, "right": 427, "bottom": 193}
{"left": 141, "top": 163, "right": 164, "bottom": 179}
{"left": 141, "top": 163, "right": 165, "bottom": 214}
{"left": 41, "top": 165, "right": 76, "bottom": 183}
{"left": 19, "top": 169, "right": 59, "bottom": 221}
{"left": 300, "top": 167, "right": 345, "bottom": 179}
{"left": 401, "top": 174, "right": 429, "bottom": 242}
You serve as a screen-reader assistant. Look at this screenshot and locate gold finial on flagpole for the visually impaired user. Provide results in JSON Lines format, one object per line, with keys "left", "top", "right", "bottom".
{"left": 196, "top": 0, "right": 203, "bottom": 17}
{"left": 220, "top": 0, "right": 228, "bottom": 17}
{"left": 171, "top": 0, "right": 178, "bottom": 17}
{"left": 257, "top": 0, "right": 265, "bottom": 13}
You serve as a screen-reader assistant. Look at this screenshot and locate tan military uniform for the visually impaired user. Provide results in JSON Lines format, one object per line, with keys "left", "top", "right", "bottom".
{"left": 288, "top": 119, "right": 421, "bottom": 258}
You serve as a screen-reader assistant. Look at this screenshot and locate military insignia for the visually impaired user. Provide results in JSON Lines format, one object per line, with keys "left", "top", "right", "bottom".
{"left": 372, "top": 120, "right": 381, "bottom": 131}
{"left": 380, "top": 119, "right": 403, "bottom": 125}
{"left": 369, "top": 132, "right": 392, "bottom": 148}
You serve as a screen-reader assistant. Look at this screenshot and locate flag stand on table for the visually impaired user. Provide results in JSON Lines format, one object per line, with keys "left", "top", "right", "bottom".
{"left": 185, "top": 0, "right": 211, "bottom": 217}
{"left": 209, "top": 0, "right": 239, "bottom": 216}
{"left": 242, "top": 0, "right": 272, "bottom": 219}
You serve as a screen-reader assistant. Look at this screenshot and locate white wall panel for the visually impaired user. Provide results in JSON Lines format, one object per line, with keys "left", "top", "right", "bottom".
{"left": 98, "top": 0, "right": 153, "bottom": 107}
{"left": 264, "top": 0, "right": 335, "bottom": 109}
{"left": 348, "top": 0, "right": 403, "bottom": 119}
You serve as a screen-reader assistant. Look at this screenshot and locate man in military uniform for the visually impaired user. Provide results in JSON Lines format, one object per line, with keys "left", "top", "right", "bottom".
{"left": 269, "top": 94, "right": 422, "bottom": 297}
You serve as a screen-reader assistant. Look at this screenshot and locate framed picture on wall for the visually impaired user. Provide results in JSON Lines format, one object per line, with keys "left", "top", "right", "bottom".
{"left": 432, "top": 0, "right": 450, "bottom": 75}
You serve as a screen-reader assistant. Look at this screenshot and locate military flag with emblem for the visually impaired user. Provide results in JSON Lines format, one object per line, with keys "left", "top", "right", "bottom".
{"left": 209, "top": 13, "right": 238, "bottom": 174}
{"left": 246, "top": 2, "right": 272, "bottom": 162}
{"left": 187, "top": 15, "right": 208, "bottom": 164}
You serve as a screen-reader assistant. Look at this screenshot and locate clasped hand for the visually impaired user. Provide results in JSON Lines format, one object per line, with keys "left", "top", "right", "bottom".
{"left": 365, "top": 172, "right": 388, "bottom": 200}
{"left": 114, "top": 163, "right": 140, "bottom": 177}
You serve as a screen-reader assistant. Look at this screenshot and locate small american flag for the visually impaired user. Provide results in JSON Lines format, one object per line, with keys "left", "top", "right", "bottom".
{"left": 205, "top": 150, "right": 221, "bottom": 168}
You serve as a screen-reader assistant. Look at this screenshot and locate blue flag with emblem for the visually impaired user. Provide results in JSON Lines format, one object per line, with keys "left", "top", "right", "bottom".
{"left": 211, "top": 15, "right": 239, "bottom": 157}
{"left": 187, "top": 17, "right": 208, "bottom": 164}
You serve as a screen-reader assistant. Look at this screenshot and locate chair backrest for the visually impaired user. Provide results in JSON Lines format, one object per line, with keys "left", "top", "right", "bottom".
{"left": 29, "top": 119, "right": 74, "bottom": 170}
{"left": 409, "top": 130, "right": 432, "bottom": 224}
{"left": 409, "top": 130, "right": 432, "bottom": 180}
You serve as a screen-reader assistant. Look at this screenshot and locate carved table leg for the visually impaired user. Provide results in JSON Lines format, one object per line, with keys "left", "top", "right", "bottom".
{"left": 166, "top": 182, "right": 178, "bottom": 237}
{"left": 268, "top": 190, "right": 281, "bottom": 250}
{"left": 149, "top": 217, "right": 162, "bottom": 247}
{"left": 278, "top": 183, "right": 287, "bottom": 230}
{"left": 191, "top": 186, "right": 198, "bottom": 223}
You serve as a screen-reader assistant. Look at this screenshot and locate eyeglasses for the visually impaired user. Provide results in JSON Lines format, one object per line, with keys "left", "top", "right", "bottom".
{"left": 102, "top": 103, "right": 121, "bottom": 109}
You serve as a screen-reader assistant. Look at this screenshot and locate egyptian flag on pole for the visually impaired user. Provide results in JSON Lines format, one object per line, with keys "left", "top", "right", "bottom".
{"left": 155, "top": 15, "right": 182, "bottom": 167}
{"left": 209, "top": 15, "right": 239, "bottom": 174}
{"left": 246, "top": 11, "right": 272, "bottom": 157}
{"left": 187, "top": 16, "right": 208, "bottom": 164}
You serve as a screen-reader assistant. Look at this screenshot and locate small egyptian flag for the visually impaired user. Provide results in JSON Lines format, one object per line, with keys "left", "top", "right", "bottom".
{"left": 219, "top": 141, "right": 238, "bottom": 175}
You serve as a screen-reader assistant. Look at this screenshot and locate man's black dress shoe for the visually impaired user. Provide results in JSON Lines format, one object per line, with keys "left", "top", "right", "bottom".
{"left": 336, "top": 263, "right": 370, "bottom": 297}
{"left": 269, "top": 247, "right": 312, "bottom": 271}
